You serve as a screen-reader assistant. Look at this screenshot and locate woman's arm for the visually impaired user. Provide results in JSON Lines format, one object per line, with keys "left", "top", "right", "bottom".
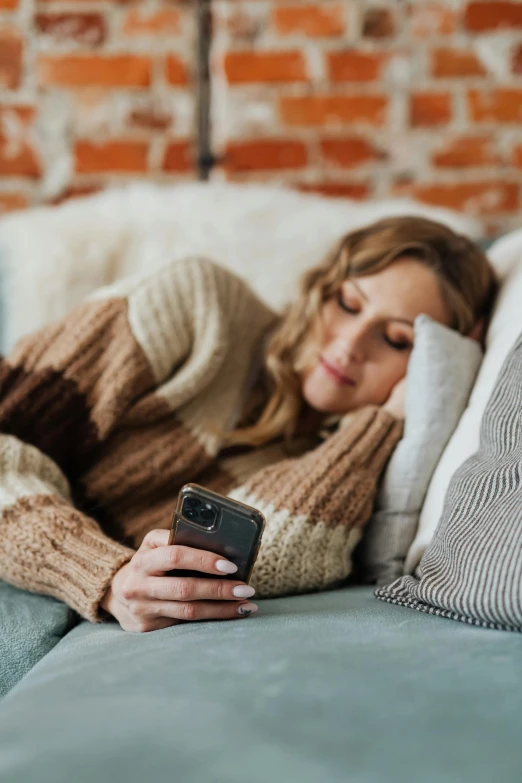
{"left": 228, "top": 406, "right": 403, "bottom": 597}
{"left": 0, "top": 256, "right": 274, "bottom": 622}
{"left": 0, "top": 433, "right": 135, "bottom": 622}
{"left": 0, "top": 262, "right": 199, "bottom": 622}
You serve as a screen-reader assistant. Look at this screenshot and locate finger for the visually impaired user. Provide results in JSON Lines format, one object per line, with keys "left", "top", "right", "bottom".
{"left": 133, "top": 544, "right": 238, "bottom": 578}
{"left": 143, "top": 576, "right": 255, "bottom": 603}
{"left": 148, "top": 600, "right": 259, "bottom": 623}
{"left": 139, "top": 529, "right": 171, "bottom": 550}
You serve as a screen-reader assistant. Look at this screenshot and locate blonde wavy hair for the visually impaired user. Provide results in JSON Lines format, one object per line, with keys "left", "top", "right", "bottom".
{"left": 225, "top": 216, "right": 498, "bottom": 448}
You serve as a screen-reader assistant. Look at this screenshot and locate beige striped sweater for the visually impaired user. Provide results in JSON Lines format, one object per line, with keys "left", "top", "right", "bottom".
{"left": 0, "top": 256, "right": 403, "bottom": 623}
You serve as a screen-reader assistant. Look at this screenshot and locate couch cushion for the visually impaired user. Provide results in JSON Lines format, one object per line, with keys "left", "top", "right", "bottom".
{"left": 0, "top": 587, "right": 521, "bottom": 783}
{"left": 0, "top": 581, "right": 78, "bottom": 699}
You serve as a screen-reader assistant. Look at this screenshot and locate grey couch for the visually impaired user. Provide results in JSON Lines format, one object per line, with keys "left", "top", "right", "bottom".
{"left": 0, "top": 197, "right": 519, "bottom": 781}
{"left": 1, "top": 580, "right": 521, "bottom": 783}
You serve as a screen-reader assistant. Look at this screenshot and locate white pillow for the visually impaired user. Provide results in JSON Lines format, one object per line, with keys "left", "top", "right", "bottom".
{"left": 356, "top": 315, "right": 482, "bottom": 585}
{"left": 405, "top": 228, "right": 522, "bottom": 575}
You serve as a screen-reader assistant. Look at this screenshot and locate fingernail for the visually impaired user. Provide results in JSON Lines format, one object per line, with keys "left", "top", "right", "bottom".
{"left": 238, "top": 603, "right": 258, "bottom": 616}
{"left": 233, "top": 585, "right": 255, "bottom": 598}
{"left": 216, "top": 560, "right": 238, "bottom": 574}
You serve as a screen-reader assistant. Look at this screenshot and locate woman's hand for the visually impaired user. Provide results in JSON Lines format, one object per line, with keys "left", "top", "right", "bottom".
{"left": 100, "top": 529, "right": 258, "bottom": 632}
{"left": 383, "top": 377, "right": 406, "bottom": 420}
{"left": 468, "top": 317, "right": 485, "bottom": 345}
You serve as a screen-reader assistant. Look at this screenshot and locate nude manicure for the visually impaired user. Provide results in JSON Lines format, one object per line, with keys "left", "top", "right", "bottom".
{"left": 233, "top": 585, "right": 255, "bottom": 598}
{"left": 238, "top": 603, "right": 258, "bottom": 616}
{"left": 216, "top": 560, "right": 238, "bottom": 573}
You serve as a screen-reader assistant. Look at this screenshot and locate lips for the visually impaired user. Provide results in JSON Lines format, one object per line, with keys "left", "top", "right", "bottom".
{"left": 319, "top": 356, "right": 356, "bottom": 386}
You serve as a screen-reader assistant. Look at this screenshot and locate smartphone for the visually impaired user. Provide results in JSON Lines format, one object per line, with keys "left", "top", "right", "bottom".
{"left": 167, "top": 483, "right": 265, "bottom": 583}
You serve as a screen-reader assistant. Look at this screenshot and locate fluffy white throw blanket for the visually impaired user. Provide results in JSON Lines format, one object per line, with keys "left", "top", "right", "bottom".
{"left": 0, "top": 182, "right": 483, "bottom": 352}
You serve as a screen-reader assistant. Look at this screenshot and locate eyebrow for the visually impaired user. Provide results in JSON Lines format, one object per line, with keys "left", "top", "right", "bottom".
{"left": 346, "top": 278, "right": 415, "bottom": 327}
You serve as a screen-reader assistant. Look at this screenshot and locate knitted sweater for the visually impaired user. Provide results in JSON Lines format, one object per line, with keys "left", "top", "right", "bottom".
{"left": 0, "top": 256, "right": 403, "bottom": 623}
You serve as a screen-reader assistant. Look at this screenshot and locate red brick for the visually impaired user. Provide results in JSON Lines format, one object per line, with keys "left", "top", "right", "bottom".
{"left": 511, "top": 145, "right": 522, "bottom": 166}
{"left": 37, "top": 55, "right": 152, "bottom": 88}
{"left": 320, "top": 137, "right": 384, "bottom": 168}
{"left": 162, "top": 141, "right": 192, "bottom": 173}
{"left": 409, "top": 182, "right": 519, "bottom": 214}
{"left": 469, "top": 89, "right": 522, "bottom": 122}
{"left": 0, "top": 192, "right": 28, "bottom": 213}
{"left": 409, "top": 4, "right": 456, "bottom": 36}
{"left": 0, "top": 0, "right": 18, "bottom": 9}
{"left": 273, "top": 4, "right": 346, "bottom": 37}
{"left": 433, "top": 136, "right": 500, "bottom": 167}
{"left": 280, "top": 95, "right": 388, "bottom": 127}
{"left": 465, "top": 2, "right": 522, "bottom": 31}
{"left": 122, "top": 8, "right": 181, "bottom": 36}
{"left": 432, "top": 48, "right": 486, "bottom": 78}
{"left": 128, "top": 107, "right": 173, "bottom": 132}
{"left": 328, "top": 51, "right": 386, "bottom": 82}
{"left": 512, "top": 44, "right": 522, "bottom": 73}
{"left": 0, "top": 31, "right": 22, "bottom": 89}
{"left": 224, "top": 51, "right": 307, "bottom": 84}
{"left": 224, "top": 139, "right": 308, "bottom": 172}
{"left": 297, "top": 182, "right": 370, "bottom": 200}
{"left": 411, "top": 93, "right": 452, "bottom": 126}
{"left": 362, "top": 8, "right": 395, "bottom": 38}
{"left": 0, "top": 140, "right": 40, "bottom": 178}
{"left": 165, "top": 55, "right": 189, "bottom": 86}
{"left": 35, "top": 14, "right": 105, "bottom": 46}
{"left": 37, "top": 0, "right": 141, "bottom": 2}
{"left": 75, "top": 140, "right": 149, "bottom": 174}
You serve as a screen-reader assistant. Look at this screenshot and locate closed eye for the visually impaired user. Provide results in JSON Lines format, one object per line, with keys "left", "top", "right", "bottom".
{"left": 384, "top": 336, "right": 411, "bottom": 351}
{"left": 337, "top": 291, "right": 412, "bottom": 350}
{"left": 337, "top": 290, "right": 358, "bottom": 314}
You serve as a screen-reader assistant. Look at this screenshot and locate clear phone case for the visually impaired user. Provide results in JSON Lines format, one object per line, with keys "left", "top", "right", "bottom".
{"left": 167, "top": 483, "right": 265, "bottom": 583}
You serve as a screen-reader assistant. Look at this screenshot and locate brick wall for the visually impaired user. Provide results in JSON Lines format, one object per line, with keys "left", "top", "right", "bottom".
{"left": 2, "top": 0, "right": 522, "bottom": 236}
{"left": 0, "top": 0, "right": 197, "bottom": 212}
{"left": 210, "top": 0, "right": 522, "bottom": 235}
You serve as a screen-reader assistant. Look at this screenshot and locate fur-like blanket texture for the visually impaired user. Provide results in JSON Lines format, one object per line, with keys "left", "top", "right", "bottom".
{"left": 0, "top": 181, "right": 483, "bottom": 352}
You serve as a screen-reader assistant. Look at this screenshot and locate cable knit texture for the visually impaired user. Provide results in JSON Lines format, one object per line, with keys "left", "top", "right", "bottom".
{"left": 0, "top": 257, "right": 403, "bottom": 622}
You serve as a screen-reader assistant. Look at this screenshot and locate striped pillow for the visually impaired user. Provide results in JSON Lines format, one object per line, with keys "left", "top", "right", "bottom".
{"left": 375, "top": 330, "right": 522, "bottom": 632}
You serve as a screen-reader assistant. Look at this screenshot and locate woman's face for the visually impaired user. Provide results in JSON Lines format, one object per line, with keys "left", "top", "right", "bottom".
{"left": 300, "top": 257, "right": 451, "bottom": 414}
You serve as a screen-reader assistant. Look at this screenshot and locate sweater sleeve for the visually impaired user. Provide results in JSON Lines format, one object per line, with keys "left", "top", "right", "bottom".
{"left": 0, "top": 256, "right": 275, "bottom": 622}
{"left": 0, "top": 434, "right": 135, "bottom": 623}
{"left": 0, "top": 262, "right": 194, "bottom": 623}
{"left": 228, "top": 406, "right": 403, "bottom": 598}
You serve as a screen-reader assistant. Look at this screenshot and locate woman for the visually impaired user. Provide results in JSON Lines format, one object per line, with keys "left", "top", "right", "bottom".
{"left": 0, "top": 217, "right": 496, "bottom": 632}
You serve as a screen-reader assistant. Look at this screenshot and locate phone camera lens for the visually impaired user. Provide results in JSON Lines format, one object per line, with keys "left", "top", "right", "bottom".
{"left": 182, "top": 498, "right": 217, "bottom": 527}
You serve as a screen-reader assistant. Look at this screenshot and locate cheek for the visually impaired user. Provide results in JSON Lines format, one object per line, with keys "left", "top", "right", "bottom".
{"left": 318, "top": 301, "right": 339, "bottom": 345}
{"left": 373, "top": 353, "right": 410, "bottom": 400}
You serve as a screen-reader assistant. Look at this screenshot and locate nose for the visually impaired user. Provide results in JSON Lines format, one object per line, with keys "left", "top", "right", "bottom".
{"left": 332, "top": 324, "right": 366, "bottom": 366}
